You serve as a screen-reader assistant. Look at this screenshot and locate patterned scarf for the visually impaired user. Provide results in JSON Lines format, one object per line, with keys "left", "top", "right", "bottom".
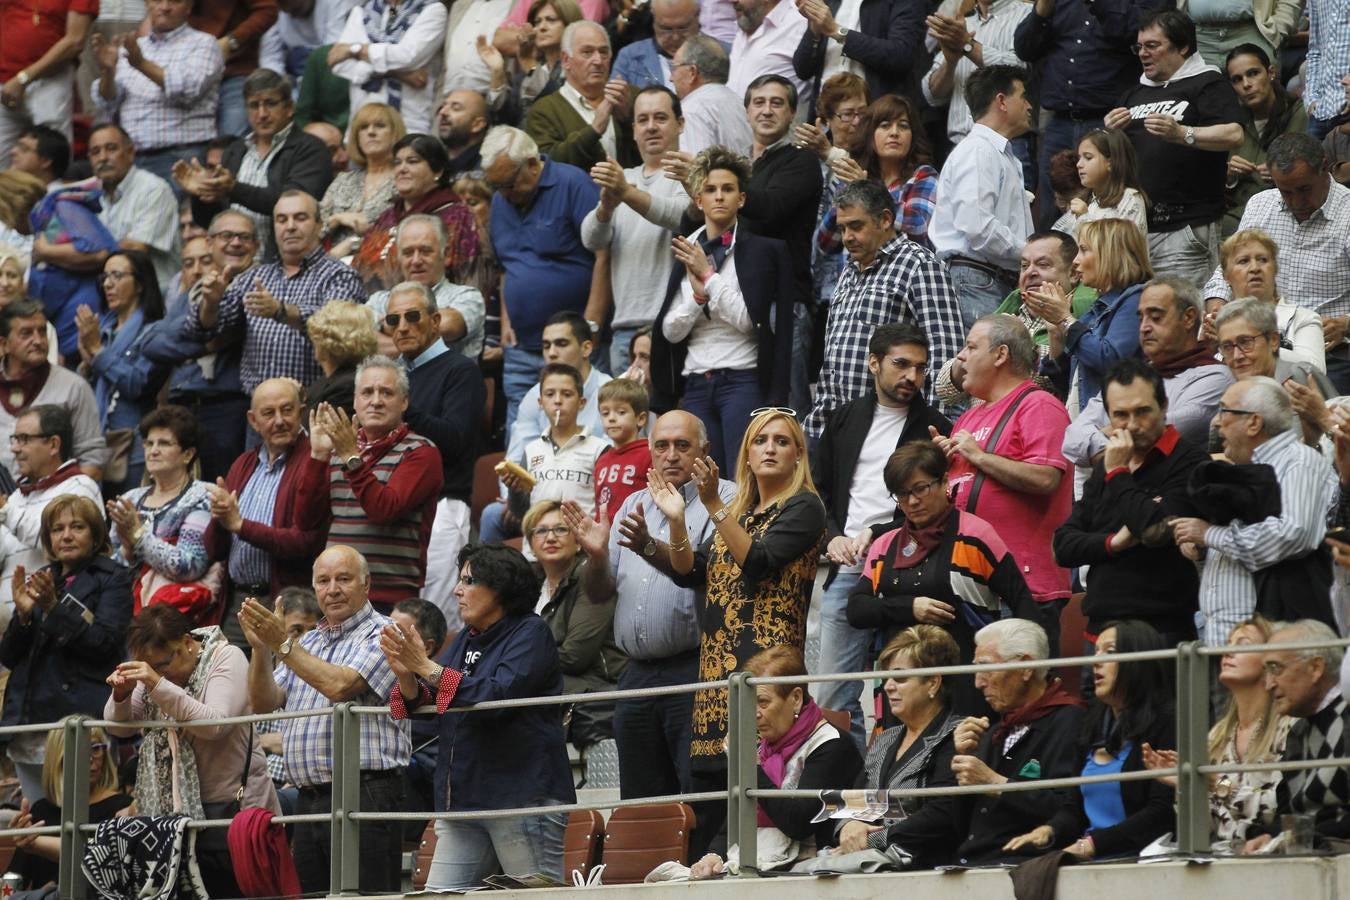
{"left": 18, "top": 459, "right": 83, "bottom": 496}
{"left": 360, "top": 0, "right": 431, "bottom": 110}
{"left": 136, "top": 627, "right": 230, "bottom": 820}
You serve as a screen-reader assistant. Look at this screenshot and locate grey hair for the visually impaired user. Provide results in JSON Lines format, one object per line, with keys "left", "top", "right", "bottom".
{"left": 395, "top": 213, "right": 447, "bottom": 250}
{"left": 561, "top": 19, "right": 608, "bottom": 55}
{"left": 387, "top": 280, "right": 437, "bottom": 314}
{"left": 975, "top": 618, "right": 1050, "bottom": 671}
{"left": 243, "top": 68, "right": 291, "bottom": 101}
{"left": 835, "top": 179, "right": 896, "bottom": 222}
{"left": 355, "top": 354, "right": 411, "bottom": 399}
{"left": 1270, "top": 618, "right": 1344, "bottom": 672}
{"left": 680, "top": 34, "right": 730, "bottom": 84}
{"left": 1214, "top": 296, "right": 1278, "bottom": 336}
{"left": 1144, "top": 275, "right": 1203, "bottom": 321}
{"left": 480, "top": 126, "right": 539, "bottom": 171}
{"left": 1267, "top": 132, "right": 1328, "bottom": 175}
{"left": 975, "top": 313, "right": 1037, "bottom": 375}
{"left": 1238, "top": 375, "right": 1296, "bottom": 435}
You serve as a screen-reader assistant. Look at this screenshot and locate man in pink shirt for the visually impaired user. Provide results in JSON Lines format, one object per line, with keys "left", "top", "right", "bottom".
{"left": 931, "top": 313, "right": 1073, "bottom": 651}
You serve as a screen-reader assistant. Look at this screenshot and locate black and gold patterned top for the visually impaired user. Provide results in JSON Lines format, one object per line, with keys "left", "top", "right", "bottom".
{"left": 674, "top": 491, "right": 827, "bottom": 770}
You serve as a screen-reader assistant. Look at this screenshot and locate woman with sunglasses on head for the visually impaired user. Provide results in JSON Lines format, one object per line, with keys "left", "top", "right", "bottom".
{"left": 847, "top": 441, "right": 1036, "bottom": 718}
{"left": 305, "top": 299, "right": 380, "bottom": 418}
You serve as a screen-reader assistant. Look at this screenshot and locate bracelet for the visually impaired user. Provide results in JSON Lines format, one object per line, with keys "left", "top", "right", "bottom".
{"left": 669, "top": 538, "right": 691, "bottom": 552}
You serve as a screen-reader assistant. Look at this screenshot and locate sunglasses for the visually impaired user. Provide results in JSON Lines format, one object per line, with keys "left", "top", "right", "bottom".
{"left": 751, "top": 406, "right": 797, "bottom": 418}
{"left": 384, "top": 310, "right": 424, "bottom": 328}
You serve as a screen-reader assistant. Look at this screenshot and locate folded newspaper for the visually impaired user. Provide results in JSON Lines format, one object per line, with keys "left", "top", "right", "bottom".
{"left": 810, "top": 790, "right": 912, "bottom": 825}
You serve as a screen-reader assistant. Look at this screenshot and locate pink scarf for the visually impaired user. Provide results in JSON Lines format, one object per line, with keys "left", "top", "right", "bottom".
{"left": 757, "top": 698, "right": 824, "bottom": 827}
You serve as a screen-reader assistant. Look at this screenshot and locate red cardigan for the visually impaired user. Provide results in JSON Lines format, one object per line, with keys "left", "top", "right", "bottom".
{"left": 204, "top": 434, "right": 324, "bottom": 596}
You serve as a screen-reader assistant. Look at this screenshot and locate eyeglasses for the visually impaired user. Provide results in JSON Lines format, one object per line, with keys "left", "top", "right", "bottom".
{"left": 1131, "top": 40, "right": 1167, "bottom": 54}
{"left": 750, "top": 406, "right": 797, "bottom": 418}
{"left": 8, "top": 432, "right": 51, "bottom": 446}
{"left": 831, "top": 109, "right": 865, "bottom": 122}
{"left": 530, "top": 525, "right": 571, "bottom": 539}
{"left": 384, "top": 310, "right": 424, "bottom": 328}
{"left": 893, "top": 476, "right": 944, "bottom": 504}
{"left": 246, "top": 97, "right": 287, "bottom": 111}
{"left": 210, "top": 230, "right": 254, "bottom": 243}
{"left": 102, "top": 270, "right": 133, "bottom": 283}
{"left": 1217, "top": 334, "right": 1268, "bottom": 357}
{"left": 1217, "top": 406, "right": 1258, "bottom": 418}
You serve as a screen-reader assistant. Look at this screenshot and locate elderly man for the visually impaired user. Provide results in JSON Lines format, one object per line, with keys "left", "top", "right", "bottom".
{"left": 932, "top": 314, "right": 1073, "bottom": 649}
{"left": 206, "top": 378, "right": 323, "bottom": 652}
{"left": 1063, "top": 276, "right": 1234, "bottom": 466}
{"left": 295, "top": 356, "right": 444, "bottom": 612}
{"left": 805, "top": 179, "right": 964, "bottom": 439}
{"left": 241, "top": 544, "right": 410, "bottom": 895}
{"left": 614, "top": 0, "right": 699, "bottom": 89}
{"left": 1172, "top": 378, "right": 1339, "bottom": 645}
{"left": 0, "top": 302, "right": 106, "bottom": 481}
{"left": 185, "top": 190, "right": 365, "bottom": 394}
{"left": 89, "top": 123, "right": 180, "bottom": 292}
{"left": 1055, "top": 360, "right": 1210, "bottom": 645}
{"left": 90, "top": 0, "right": 223, "bottom": 185}
{"left": 383, "top": 282, "right": 486, "bottom": 628}
{"left": 584, "top": 86, "right": 687, "bottom": 373}
{"left": 483, "top": 126, "right": 601, "bottom": 432}
{"left": 0, "top": 0, "right": 93, "bottom": 167}
{"left": 525, "top": 21, "right": 639, "bottom": 171}
{"left": 0, "top": 406, "right": 102, "bottom": 630}
{"left": 670, "top": 35, "right": 752, "bottom": 156}
{"left": 563, "top": 410, "right": 737, "bottom": 800}
{"left": 726, "top": 0, "right": 809, "bottom": 102}
{"left": 942, "top": 618, "right": 1084, "bottom": 865}
{"left": 437, "top": 88, "right": 491, "bottom": 179}
{"left": 366, "top": 214, "right": 485, "bottom": 359}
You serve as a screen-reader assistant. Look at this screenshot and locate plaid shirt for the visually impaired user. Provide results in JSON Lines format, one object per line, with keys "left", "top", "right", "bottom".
{"left": 805, "top": 236, "right": 964, "bottom": 438}
{"left": 185, "top": 245, "right": 367, "bottom": 392}
{"left": 92, "top": 23, "right": 223, "bottom": 152}
{"left": 817, "top": 166, "right": 941, "bottom": 256}
{"left": 273, "top": 602, "right": 410, "bottom": 787}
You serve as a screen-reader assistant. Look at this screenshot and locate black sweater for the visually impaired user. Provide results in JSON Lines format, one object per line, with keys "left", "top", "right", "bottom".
{"left": 406, "top": 348, "right": 486, "bottom": 503}
{"left": 756, "top": 730, "right": 863, "bottom": 849}
{"left": 740, "top": 142, "right": 823, "bottom": 307}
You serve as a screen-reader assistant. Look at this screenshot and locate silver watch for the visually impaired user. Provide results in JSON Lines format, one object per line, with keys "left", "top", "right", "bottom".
{"left": 1183, "top": 126, "right": 1196, "bottom": 146}
{"left": 277, "top": 636, "right": 294, "bottom": 659}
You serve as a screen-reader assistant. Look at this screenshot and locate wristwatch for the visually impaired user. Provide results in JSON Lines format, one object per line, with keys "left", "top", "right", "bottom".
{"left": 277, "top": 637, "right": 294, "bottom": 659}
{"left": 15, "top": 71, "right": 29, "bottom": 87}
{"left": 224, "top": 34, "right": 240, "bottom": 53}
{"left": 343, "top": 454, "right": 362, "bottom": 472}
{"left": 962, "top": 39, "right": 975, "bottom": 55}
{"left": 1183, "top": 126, "right": 1196, "bottom": 146}
{"left": 350, "top": 42, "right": 365, "bottom": 59}
{"left": 833, "top": 25, "right": 849, "bottom": 41}
{"left": 643, "top": 540, "right": 657, "bottom": 557}
{"left": 711, "top": 507, "right": 731, "bottom": 524}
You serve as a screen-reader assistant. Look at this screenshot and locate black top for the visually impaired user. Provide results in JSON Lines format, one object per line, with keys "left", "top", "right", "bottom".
{"left": 15, "top": 792, "right": 133, "bottom": 889}
{"left": 305, "top": 365, "right": 357, "bottom": 418}
{"left": 791, "top": 0, "right": 927, "bottom": 101}
{"left": 406, "top": 347, "right": 486, "bottom": 502}
{"left": 756, "top": 727, "right": 863, "bottom": 850}
{"left": 740, "top": 142, "right": 824, "bottom": 308}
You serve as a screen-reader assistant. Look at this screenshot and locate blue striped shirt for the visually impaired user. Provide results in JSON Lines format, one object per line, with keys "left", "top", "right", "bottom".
{"left": 227, "top": 446, "right": 289, "bottom": 586}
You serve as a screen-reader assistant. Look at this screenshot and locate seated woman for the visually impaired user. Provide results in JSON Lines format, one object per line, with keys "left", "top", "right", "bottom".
{"left": 1006, "top": 620, "right": 1176, "bottom": 860}
{"left": 690, "top": 645, "right": 862, "bottom": 877}
{"left": 104, "top": 605, "right": 280, "bottom": 897}
{"left": 7, "top": 719, "right": 131, "bottom": 893}
{"left": 832, "top": 626, "right": 963, "bottom": 869}
{"left": 306, "top": 299, "right": 379, "bottom": 418}
{"left": 847, "top": 442, "right": 1035, "bottom": 716}
{"left": 322, "top": 102, "right": 406, "bottom": 259}
{"left": 523, "top": 500, "right": 626, "bottom": 751}
{"left": 383, "top": 544, "right": 575, "bottom": 890}
{"left": 1217, "top": 228, "right": 1324, "bottom": 371}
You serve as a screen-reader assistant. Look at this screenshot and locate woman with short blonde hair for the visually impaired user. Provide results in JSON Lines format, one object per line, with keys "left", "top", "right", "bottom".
{"left": 305, "top": 300, "right": 379, "bottom": 415}
{"left": 322, "top": 102, "right": 407, "bottom": 258}
{"left": 1219, "top": 228, "right": 1324, "bottom": 371}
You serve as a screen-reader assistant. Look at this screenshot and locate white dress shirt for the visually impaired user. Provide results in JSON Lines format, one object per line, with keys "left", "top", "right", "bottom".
{"left": 441, "top": 0, "right": 515, "bottom": 94}
{"left": 331, "top": 2, "right": 448, "bottom": 134}
{"left": 662, "top": 226, "right": 758, "bottom": 374}
{"left": 679, "top": 83, "right": 754, "bottom": 156}
{"left": 821, "top": 0, "right": 865, "bottom": 81}
{"left": 727, "top": 0, "right": 810, "bottom": 105}
{"left": 929, "top": 123, "right": 1033, "bottom": 270}
{"left": 921, "top": 0, "right": 1031, "bottom": 141}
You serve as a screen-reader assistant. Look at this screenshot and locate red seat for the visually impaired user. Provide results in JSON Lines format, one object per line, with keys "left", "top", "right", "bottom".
{"left": 1059, "top": 593, "right": 1088, "bottom": 695}
{"left": 471, "top": 451, "right": 505, "bottom": 532}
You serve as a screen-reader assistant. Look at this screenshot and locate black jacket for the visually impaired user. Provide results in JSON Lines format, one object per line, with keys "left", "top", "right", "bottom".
{"left": 792, "top": 0, "right": 928, "bottom": 102}
{"left": 649, "top": 229, "right": 795, "bottom": 410}
{"left": 741, "top": 143, "right": 823, "bottom": 308}
{"left": 756, "top": 726, "right": 863, "bottom": 850}
{"left": 406, "top": 348, "right": 485, "bottom": 503}
{"left": 863, "top": 712, "right": 962, "bottom": 869}
{"left": 0, "top": 555, "right": 133, "bottom": 730}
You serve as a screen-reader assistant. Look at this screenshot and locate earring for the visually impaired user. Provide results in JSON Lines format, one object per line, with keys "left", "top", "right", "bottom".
{"left": 793, "top": 708, "right": 801, "bottom": 719}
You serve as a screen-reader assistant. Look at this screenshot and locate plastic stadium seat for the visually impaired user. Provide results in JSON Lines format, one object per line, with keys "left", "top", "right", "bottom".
{"left": 600, "top": 802, "right": 696, "bottom": 884}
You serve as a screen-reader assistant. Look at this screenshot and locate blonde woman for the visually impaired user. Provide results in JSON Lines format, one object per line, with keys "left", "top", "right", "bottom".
{"left": 305, "top": 300, "right": 379, "bottom": 417}
{"left": 322, "top": 103, "right": 407, "bottom": 258}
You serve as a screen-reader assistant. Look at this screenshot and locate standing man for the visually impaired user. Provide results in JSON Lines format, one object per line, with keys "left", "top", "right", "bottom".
{"left": 613, "top": 0, "right": 700, "bottom": 89}
{"left": 0, "top": 0, "right": 94, "bottom": 166}
{"left": 89, "top": 123, "right": 181, "bottom": 293}
{"left": 670, "top": 34, "right": 753, "bottom": 156}
{"left": 189, "top": 0, "right": 279, "bottom": 139}
{"left": 1304, "top": 0, "right": 1350, "bottom": 139}
{"left": 725, "top": 0, "right": 809, "bottom": 103}
{"left": 241, "top": 545, "right": 410, "bottom": 896}
{"left": 810, "top": 323, "right": 951, "bottom": 745}
{"left": 805, "top": 179, "right": 964, "bottom": 439}
{"left": 922, "top": 0, "right": 1032, "bottom": 147}
{"left": 930, "top": 65, "right": 1036, "bottom": 330}
{"left": 441, "top": 0, "right": 514, "bottom": 97}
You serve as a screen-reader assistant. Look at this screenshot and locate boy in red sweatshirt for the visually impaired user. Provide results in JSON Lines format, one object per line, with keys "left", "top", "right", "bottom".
{"left": 593, "top": 378, "right": 651, "bottom": 523}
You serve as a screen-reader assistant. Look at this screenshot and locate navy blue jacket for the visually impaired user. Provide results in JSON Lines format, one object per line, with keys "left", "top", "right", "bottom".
{"left": 406, "top": 348, "right": 485, "bottom": 504}
{"left": 0, "top": 555, "right": 133, "bottom": 730}
{"left": 792, "top": 0, "right": 928, "bottom": 102}
{"left": 140, "top": 296, "right": 244, "bottom": 400}
{"left": 432, "top": 613, "right": 577, "bottom": 812}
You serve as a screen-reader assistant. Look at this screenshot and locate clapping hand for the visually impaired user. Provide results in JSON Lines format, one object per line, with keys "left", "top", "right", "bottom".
{"left": 1141, "top": 741, "right": 1179, "bottom": 787}
{"left": 792, "top": 119, "right": 831, "bottom": 159}
{"left": 591, "top": 158, "right": 629, "bottom": 211}
{"left": 560, "top": 499, "right": 609, "bottom": 559}
{"left": 828, "top": 153, "right": 867, "bottom": 183}
{"left": 615, "top": 501, "right": 653, "bottom": 553}
{"left": 672, "top": 235, "right": 712, "bottom": 282}
{"left": 313, "top": 402, "right": 359, "bottom": 460}
{"left": 106, "top": 497, "right": 142, "bottom": 546}
{"left": 379, "top": 622, "right": 431, "bottom": 679}
{"left": 207, "top": 477, "right": 243, "bottom": 532}
{"left": 238, "top": 596, "right": 287, "bottom": 653}
{"left": 689, "top": 456, "right": 721, "bottom": 507}
{"left": 476, "top": 34, "right": 506, "bottom": 74}
{"left": 1022, "top": 281, "right": 1071, "bottom": 325}
{"left": 647, "top": 467, "right": 688, "bottom": 521}
{"left": 796, "top": 0, "right": 838, "bottom": 36}
{"left": 75, "top": 304, "right": 102, "bottom": 362}
{"left": 91, "top": 32, "right": 121, "bottom": 71}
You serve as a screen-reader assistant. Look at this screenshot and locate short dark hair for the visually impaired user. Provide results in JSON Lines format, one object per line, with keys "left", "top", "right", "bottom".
{"left": 393, "top": 598, "right": 449, "bottom": 654}
{"left": 635, "top": 84, "right": 682, "bottom": 119}
{"left": 19, "top": 125, "right": 70, "bottom": 178}
{"left": 1138, "top": 8, "right": 1196, "bottom": 57}
{"left": 835, "top": 179, "right": 896, "bottom": 223}
{"left": 539, "top": 362, "right": 584, "bottom": 393}
{"left": 868, "top": 322, "right": 929, "bottom": 359}
{"left": 1267, "top": 132, "right": 1328, "bottom": 174}
{"left": 125, "top": 604, "right": 193, "bottom": 657}
{"left": 1103, "top": 358, "right": 1167, "bottom": 412}
{"left": 98, "top": 250, "right": 165, "bottom": 324}
{"left": 883, "top": 441, "right": 948, "bottom": 495}
{"left": 242, "top": 68, "right": 292, "bottom": 102}
{"left": 89, "top": 122, "right": 134, "bottom": 147}
{"left": 544, "top": 310, "right": 592, "bottom": 344}
{"left": 138, "top": 404, "right": 200, "bottom": 458}
{"left": 964, "top": 64, "right": 1027, "bottom": 120}
{"left": 744, "top": 73, "right": 797, "bottom": 112}
{"left": 393, "top": 133, "right": 452, "bottom": 187}
{"left": 1026, "top": 230, "right": 1078, "bottom": 269}
{"left": 26, "top": 405, "right": 74, "bottom": 463}
{"left": 278, "top": 586, "right": 321, "bottom": 619}
{"left": 1225, "top": 42, "right": 1272, "bottom": 69}
{"left": 457, "top": 543, "right": 540, "bottom": 617}
{"left": 0, "top": 299, "right": 45, "bottom": 337}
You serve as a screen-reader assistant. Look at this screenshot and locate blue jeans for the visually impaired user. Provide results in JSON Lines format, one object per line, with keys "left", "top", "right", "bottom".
{"left": 682, "top": 368, "right": 762, "bottom": 471}
{"left": 217, "top": 75, "right": 248, "bottom": 139}
{"left": 503, "top": 345, "right": 546, "bottom": 440}
{"left": 478, "top": 499, "right": 517, "bottom": 543}
{"left": 947, "top": 261, "right": 1015, "bottom": 333}
{"left": 426, "top": 803, "right": 567, "bottom": 890}
{"left": 1038, "top": 114, "right": 1104, "bottom": 229}
{"left": 610, "top": 325, "right": 640, "bottom": 375}
{"left": 812, "top": 571, "right": 869, "bottom": 753}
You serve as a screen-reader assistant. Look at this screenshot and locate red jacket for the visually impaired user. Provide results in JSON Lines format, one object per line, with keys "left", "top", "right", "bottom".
{"left": 204, "top": 434, "right": 324, "bottom": 596}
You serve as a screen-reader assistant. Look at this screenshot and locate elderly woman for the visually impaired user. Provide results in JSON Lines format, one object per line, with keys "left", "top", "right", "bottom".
{"left": 833, "top": 626, "right": 964, "bottom": 868}
{"left": 328, "top": 0, "right": 447, "bottom": 135}
{"left": 306, "top": 299, "right": 379, "bottom": 417}
{"left": 1025, "top": 217, "right": 1153, "bottom": 410}
{"left": 479, "top": 0, "right": 585, "bottom": 121}
{"left": 690, "top": 646, "right": 862, "bottom": 877}
{"left": 1218, "top": 228, "right": 1324, "bottom": 371}
{"left": 383, "top": 544, "right": 575, "bottom": 890}
{"left": 107, "top": 405, "right": 219, "bottom": 621}
{"left": 1007, "top": 620, "right": 1175, "bottom": 860}
{"left": 353, "top": 133, "right": 479, "bottom": 291}
{"left": 524, "top": 500, "right": 626, "bottom": 750}
{"left": 322, "top": 102, "right": 407, "bottom": 259}
{"left": 79, "top": 249, "right": 169, "bottom": 496}
{"left": 105, "top": 604, "right": 280, "bottom": 897}
{"left": 0, "top": 496, "right": 133, "bottom": 804}
{"left": 848, "top": 442, "right": 1035, "bottom": 716}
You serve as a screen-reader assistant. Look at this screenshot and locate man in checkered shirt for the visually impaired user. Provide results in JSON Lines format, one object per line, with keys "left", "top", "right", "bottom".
{"left": 805, "top": 179, "right": 964, "bottom": 440}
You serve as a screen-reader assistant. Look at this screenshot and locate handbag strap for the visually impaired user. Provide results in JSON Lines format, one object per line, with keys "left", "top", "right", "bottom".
{"left": 965, "top": 383, "right": 1037, "bottom": 515}
{"left": 236, "top": 726, "right": 253, "bottom": 804}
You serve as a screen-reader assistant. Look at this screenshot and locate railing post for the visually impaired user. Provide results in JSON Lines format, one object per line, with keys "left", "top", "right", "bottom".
{"left": 1175, "top": 641, "right": 1210, "bottom": 854}
{"left": 59, "top": 717, "right": 91, "bottom": 899}
{"left": 330, "top": 702, "right": 363, "bottom": 895}
{"left": 726, "top": 672, "right": 758, "bottom": 877}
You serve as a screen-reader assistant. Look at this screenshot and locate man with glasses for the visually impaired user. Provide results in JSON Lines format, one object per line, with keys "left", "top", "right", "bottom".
{"left": 670, "top": 34, "right": 752, "bottom": 156}
{"left": 613, "top": 0, "right": 700, "bottom": 89}
{"left": 809, "top": 322, "right": 951, "bottom": 747}
{"left": 90, "top": 123, "right": 181, "bottom": 293}
{"left": 1171, "top": 378, "right": 1338, "bottom": 646}
{"left": 1103, "top": 9, "right": 1243, "bottom": 285}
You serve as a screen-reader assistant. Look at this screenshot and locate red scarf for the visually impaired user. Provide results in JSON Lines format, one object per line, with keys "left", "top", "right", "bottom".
{"left": 757, "top": 697, "right": 825, "bottom": 827}
{"left": 0, "top": 361, "right": 50, "bottom": 416}
{"left": 888, "top": 507, "right": 951, "bottom": 570}
{"left": 17, "top": 459, "right": 84, "bottom": 496}
{"left": 990, "top": 678, "right": 1084, "bottom": 748}
{"left": 355, "top": 422, "right": 409, "bottom": 463}
{"left": 1150, "top": 343, "right": 1219, "bottom": 378}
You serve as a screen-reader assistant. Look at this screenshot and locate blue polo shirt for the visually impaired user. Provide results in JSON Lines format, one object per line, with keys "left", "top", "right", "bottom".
{"left": 490, "top": 156, "right": 599, "bottom": 353}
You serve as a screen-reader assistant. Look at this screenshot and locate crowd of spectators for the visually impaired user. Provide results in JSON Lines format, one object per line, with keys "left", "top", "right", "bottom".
{"left": 0, "top": 0, "right": 1348, "bottom": 892}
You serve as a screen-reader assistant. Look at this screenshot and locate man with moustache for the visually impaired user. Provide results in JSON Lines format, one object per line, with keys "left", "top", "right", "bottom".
{"left": 90, "top": 122, "right": 180, "bottom": 292}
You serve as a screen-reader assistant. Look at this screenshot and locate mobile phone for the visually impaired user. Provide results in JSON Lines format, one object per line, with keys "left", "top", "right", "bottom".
{"left": 1328, "top": 526, "right": 1349, "bottom": 543}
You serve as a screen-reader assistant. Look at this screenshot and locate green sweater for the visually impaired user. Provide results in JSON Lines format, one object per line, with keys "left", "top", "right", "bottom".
{"left": 524, "top": 89, "right": 639, "bottom": 171}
